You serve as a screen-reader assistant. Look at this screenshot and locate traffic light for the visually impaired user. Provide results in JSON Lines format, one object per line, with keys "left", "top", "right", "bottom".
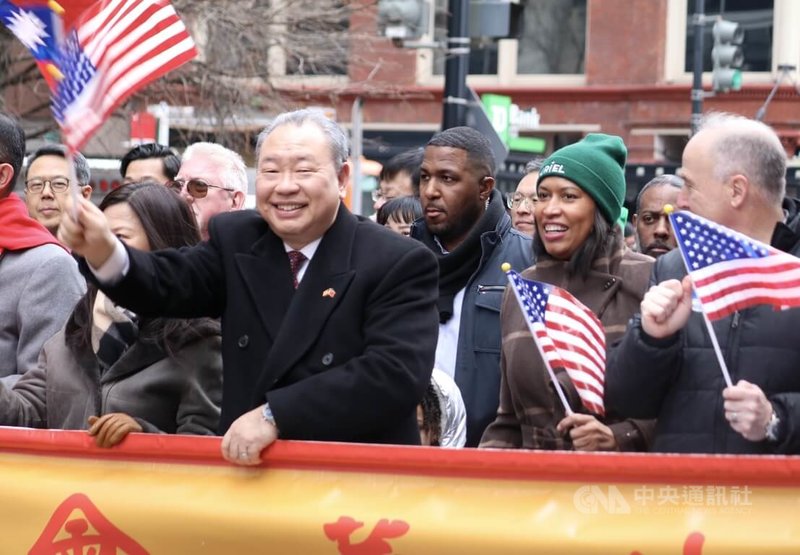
{"left": 711, "top": 19, "right": 744, "bottom": 93}
{"left": 377, "top": 0, "right": 428, "bottom": 40}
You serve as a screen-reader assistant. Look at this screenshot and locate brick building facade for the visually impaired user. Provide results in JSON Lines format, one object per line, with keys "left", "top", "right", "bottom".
{"left": 289, "top": 0, "right": 800, "bottom": 174}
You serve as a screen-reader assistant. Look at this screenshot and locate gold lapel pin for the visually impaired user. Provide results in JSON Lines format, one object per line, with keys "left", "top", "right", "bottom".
{"left": 322, "top": 288, "right": 336, "bottom": 298}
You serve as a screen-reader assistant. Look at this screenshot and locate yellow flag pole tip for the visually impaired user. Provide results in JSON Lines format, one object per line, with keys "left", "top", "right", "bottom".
{"left": 48, "top": 0, "right": 65, "bottom": 14}
{"left": 663, "top": 204, "right": 675, "bottom": 215}
{"left": 501, "top": 263, "right": 511, "bottom": 272}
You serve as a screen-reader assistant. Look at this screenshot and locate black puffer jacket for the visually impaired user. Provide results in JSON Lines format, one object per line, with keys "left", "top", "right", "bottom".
{"left": 605, "top": 198, "right": 800, "bottom": 454}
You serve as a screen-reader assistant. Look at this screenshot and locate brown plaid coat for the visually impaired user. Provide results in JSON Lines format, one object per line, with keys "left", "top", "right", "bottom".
{"left": 480, "top": 243, "right": 655, "bottom": 451}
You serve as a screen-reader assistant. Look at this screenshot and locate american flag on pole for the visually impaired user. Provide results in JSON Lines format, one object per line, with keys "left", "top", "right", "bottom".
{"left": 505, "top": 270, "right": 606, "bottom": 416}
{"left": 53, "top": 0, "right": 196, "bottom": 151}
{"left": 670, "top": 210, "right": 800, "bottom": 321}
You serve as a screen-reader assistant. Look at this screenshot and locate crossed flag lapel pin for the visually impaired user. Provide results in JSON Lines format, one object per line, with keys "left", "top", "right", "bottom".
{"left": 322, "top": 288, "right": 336, "bottom": 299}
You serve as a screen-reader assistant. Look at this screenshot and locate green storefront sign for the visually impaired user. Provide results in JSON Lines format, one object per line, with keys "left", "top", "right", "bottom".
{"left": 481, "top": 93, "right": 546, "bottom": 154}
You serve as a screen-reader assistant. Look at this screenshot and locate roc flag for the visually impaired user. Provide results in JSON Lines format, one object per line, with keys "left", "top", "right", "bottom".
{"left": 670, "top": 210, "right": 800, "bottom": 320}
{"left": 505, "top": 270, "right": 606, "bottom": 416}
{"left": 0, "top": 0, "right": 65, "bottom": 87}
{"left": 53, "top": 0, "right": 197, "bottom": 151}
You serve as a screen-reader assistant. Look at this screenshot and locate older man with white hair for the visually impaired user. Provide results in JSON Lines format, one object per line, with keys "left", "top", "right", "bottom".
{"left": 170, "top": 142, "right": 248, "bottom": 240}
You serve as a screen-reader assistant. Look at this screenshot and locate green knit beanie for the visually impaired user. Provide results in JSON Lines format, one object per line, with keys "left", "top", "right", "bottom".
{"left": 536, "top": 133, "right": 627, "bottom": 224}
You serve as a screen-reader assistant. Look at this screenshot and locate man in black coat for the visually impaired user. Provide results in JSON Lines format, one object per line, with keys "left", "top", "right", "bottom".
{"left": 59, "top": 109, "right": 439, "bottom": 464}
{"left": 606, "top": 112, "right": 800, "bottom": 454}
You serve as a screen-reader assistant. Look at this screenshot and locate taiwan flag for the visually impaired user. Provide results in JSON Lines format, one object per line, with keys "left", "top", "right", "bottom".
{"left": 0, "top": 1, "right": 96, "bottom": 88}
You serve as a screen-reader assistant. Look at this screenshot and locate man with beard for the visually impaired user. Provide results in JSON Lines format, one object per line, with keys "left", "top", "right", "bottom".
{"left": 412, "top": 127, "right": 533, "bottom": 446}
{"left": 632, "top": 175, "right": 682, "bottom": 258}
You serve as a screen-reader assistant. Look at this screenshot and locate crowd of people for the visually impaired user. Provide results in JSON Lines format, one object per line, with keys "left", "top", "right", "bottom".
{"left": 1, "top": 107, "right": 799, "bottom": 462}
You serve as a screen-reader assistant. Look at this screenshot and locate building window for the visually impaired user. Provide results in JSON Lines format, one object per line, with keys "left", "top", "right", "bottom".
{"left": 516, "top": 0, "right": 586, "bottom": 74}
{"left": 421, "top": 0, "right": 587, "bottom": 84}
{"left": 684, "top": 0, "right": 773, "bottom": 73}
{"left": 432, "top": 0, "right": 498, "bottom": 75}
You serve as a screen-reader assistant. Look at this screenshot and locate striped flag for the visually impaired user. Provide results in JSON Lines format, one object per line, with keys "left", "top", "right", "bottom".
{"left": 506, "top": 270, "right": 606, "bottom": 416}
{"left": 53, "top": 0, "right": 196, "bottom": 151}
{"left": 670, "top": 210, "right": 800, "bottom": 320}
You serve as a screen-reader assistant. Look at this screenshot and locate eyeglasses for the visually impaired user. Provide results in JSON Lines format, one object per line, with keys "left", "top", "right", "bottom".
{"left": 509, "top": 194, "right": 538, "bottom": 209}
{"left": 371, "top": 190, "right": 389, "bottom": 203}
{"left": 168, "top": 178, "right": 234, "bottom": 199}
{"left": 25, "top": 177, "right": 70, "bottom": 194}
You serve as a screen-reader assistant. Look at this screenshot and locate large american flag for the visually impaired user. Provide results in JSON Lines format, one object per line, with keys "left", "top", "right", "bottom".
{"left": 53, "top": 0, "right": 196, "bottom": 151}
{"left": 670, "top": 210, "right": 800, "bottom": 321}
{"left": 505, "top": 270, "right": 606, "bottom": 416}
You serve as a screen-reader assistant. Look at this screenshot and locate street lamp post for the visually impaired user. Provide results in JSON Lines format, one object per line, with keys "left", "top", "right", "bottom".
{"left": 441, "top": 0, "right": 470, "bottom": 130}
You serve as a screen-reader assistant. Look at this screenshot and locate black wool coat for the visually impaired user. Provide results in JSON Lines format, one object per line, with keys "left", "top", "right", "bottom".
{"left": 84, "top": 205, "right": 440, "bottom": 444}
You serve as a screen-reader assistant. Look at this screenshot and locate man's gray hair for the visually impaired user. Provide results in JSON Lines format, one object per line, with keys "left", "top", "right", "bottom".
{"left": 524, "top": 157, "right": 545, "bottom": 174}
{"left": 699, "top": 112, "right": 786, "bottom": 205}
{"left": 635, "top": 174, "right": 683, "bottom": 213}
{"left": 25, "top": 144, "right": 90, "bottom": 185}
{"left": 181, "top": 142, "right": 248, "bottom": 195}
{"left": 255, "top": 108, "right": 349, "bottom": 171}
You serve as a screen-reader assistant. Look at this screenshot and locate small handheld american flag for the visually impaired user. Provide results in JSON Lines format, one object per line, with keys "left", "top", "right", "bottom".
{"left": 504, "top": 267, "right": 606, "bottom": 416}
{"left": 670, "top": 210, "right": 800, "bottom": 321}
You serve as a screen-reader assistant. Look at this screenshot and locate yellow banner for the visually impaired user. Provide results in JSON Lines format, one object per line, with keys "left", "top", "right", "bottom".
{"left": 2, "top": 428, "right": 799, "bottom": 554}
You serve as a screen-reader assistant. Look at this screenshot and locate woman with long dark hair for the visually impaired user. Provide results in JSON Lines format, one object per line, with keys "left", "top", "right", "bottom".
{"left": 0, "top": 182, "right": 222, "bottom": 446}
{"left": 480, "top": 134, "right": 654, "bottom": 452}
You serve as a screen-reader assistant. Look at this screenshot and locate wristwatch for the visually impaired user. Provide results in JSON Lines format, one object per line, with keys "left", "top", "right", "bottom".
{"left": 262, "top": 403, "right": 278, "bottom": 431}
{"left": 765, "top": 410, "right": 781, "bottom": 443}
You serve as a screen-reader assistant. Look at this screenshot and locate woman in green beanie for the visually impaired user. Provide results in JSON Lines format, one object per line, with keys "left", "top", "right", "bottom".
{"left": 480, "top": 134, "right": 655, "bottom": 452}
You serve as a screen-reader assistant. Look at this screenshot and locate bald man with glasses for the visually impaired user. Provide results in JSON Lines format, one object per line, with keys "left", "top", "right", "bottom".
{"left": 170, "top": 142, "right": 247, "bottom": 240}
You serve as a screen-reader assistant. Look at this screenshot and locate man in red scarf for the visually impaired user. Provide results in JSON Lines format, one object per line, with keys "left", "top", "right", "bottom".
{"left": 0, "top": 113, "right": 85, "bottom": 385}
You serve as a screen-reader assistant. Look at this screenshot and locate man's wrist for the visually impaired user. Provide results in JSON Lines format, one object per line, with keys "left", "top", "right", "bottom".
{"left": 635, "top": 314, "right": 680, "bottom": 347}
{"left": 262, "top": 403, "right": 278, "bottom": 435}
{"left": 765, "top": 408, "right": 782, "bottom": 443}
{"left": 89, "top": 237, "right": 129, "bottom": 284}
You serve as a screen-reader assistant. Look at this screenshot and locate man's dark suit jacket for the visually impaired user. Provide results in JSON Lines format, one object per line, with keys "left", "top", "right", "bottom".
{"left": 86, "top": 205, "right": 439, "bottom": 445}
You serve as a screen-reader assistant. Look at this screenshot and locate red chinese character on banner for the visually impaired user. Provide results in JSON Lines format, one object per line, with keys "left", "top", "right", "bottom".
{"left": 29, "top": 493, "right": 148, "bottom": 555}
{"left": 324, "top": 515, "right": 410, "bottom": 555}
{"left": 631, "top": 531, "right": 705, "bottom": 555}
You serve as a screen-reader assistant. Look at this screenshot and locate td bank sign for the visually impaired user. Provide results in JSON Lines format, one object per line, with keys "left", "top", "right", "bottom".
{"left": 481, "top": 93, "right": 545, "bottom": 154}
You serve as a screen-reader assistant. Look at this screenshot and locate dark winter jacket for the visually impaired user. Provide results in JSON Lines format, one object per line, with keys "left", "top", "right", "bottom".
{"left": 605, "top": 198, "right": 800, "bottom": 454}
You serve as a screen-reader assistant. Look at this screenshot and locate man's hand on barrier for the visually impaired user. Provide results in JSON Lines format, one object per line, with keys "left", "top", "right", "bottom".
{"left": 221, "top": 405, "right": 278, "bottom": 466}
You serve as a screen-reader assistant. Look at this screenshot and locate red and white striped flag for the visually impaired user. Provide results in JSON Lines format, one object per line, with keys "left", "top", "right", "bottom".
{"left": 53, "top": 0, "right": 196, "bottom": 151}
{"left": 505, "top": 270, "right": 606, "bottom": 416}
{"left": 670, "top": 210, "right": 800, "bottom": 320}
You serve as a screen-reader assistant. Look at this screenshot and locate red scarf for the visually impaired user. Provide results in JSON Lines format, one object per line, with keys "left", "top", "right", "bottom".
{"left": 0, "top": 193, "right": 66, "bottom": 256}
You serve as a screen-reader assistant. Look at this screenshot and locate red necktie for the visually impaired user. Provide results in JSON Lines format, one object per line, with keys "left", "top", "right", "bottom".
{"left": 287, "top": 250, "right": 306, "bottom": 289}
